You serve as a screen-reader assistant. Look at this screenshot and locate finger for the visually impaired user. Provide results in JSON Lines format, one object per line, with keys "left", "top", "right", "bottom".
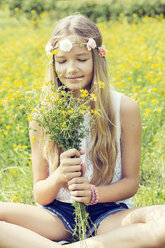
{"left": 68, "top": 176, "right": 88, "bottom": 186}
{"left": 63, "top": 165, "right": 81, "bottom": 173}
{"left": 67, "top": 171, "right": 82, "bottom": 180}
{"left": 60, "top": 157, "right": 82, "bottom": 166}
{"left": 60, "top": 149, "right": 81, "bottom": 159}
{"left": 68, "top": 183, "right": 89, "bottom": 191}
{"left": 81, "top": 163, "right": 86, "bottom": 176}
{"left": 71, "top": 196, "right": 90, "bottom": 205}
{"left": 71, "top": 190, "right": 90, "bottom": 197}
{"left": 79, "top": 150, "right": 85, "bottom": 155}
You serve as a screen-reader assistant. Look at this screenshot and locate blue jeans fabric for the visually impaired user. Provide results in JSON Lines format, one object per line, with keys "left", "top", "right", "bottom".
{"left": 41, "top": 200, "right": 128, "bottom": 239}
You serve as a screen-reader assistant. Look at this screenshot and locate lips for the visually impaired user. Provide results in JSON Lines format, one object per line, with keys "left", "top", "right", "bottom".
{"left": 66, "top": 76, "right": 83, "bottom": 80}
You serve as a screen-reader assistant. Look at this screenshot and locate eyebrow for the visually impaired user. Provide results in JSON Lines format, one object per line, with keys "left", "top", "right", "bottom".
{"left": 56, "top": 53, "right": 90, "bottom": 58}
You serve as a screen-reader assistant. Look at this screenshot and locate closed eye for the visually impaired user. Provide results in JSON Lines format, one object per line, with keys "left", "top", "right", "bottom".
{"left": 56, "top": 60, "right": 66, "bottom": 64}
{"left": 78, "top": 59, "right": 87, "bottom": 62}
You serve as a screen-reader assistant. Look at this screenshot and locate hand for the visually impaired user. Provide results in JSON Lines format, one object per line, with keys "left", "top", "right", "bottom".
{"left": 56, "top": 149, "right": 84, "bottom": 185}
{"left": 68, "top": 176, "right": 92, "bottom": 205}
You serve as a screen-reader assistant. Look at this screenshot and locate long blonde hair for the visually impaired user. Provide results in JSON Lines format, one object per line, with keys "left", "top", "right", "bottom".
{"left": 42, "top": 14, "right": 117, "bottom": 185}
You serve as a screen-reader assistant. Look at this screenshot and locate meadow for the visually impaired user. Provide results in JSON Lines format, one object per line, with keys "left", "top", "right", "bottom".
{"left": 0, "top": 13, "right": 164, "bottom": 206}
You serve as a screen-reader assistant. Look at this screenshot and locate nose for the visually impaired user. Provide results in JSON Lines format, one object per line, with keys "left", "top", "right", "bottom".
{"left": 67, "top": 60, "right": 77, "bottom": 75}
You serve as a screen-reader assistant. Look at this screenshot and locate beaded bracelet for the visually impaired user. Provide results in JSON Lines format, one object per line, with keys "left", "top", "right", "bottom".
{"left": 89, "top": 184, "right": 99, "bottom": 205}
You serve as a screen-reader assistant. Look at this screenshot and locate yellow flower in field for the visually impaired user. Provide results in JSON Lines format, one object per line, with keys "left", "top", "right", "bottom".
{"left": 91, "top": 93, "right": 96, "bottom": 101}
{"left": 145, "top": 108, "right": 151, "bottom": 117}
{"left": 13, "top": 196, "right": 18, "bottom": 201}
{"left": 61, "top": 90, "right": 65, "bottom": 95}
{"left": 98, "top": 81, "right": 105, "bottom": 88}
{"left": 22, "top": 145, "right": 27, "bottom": 149}
{"left": 62, "top": 122, "right": 66, "bottom": 127}
{"left": 45, "top": 81, "right": 50, "bottom": 86}
{"left": 151, "top": 99, "right": 157, "bottom": 103}
{"left": 6, "top": 125, "right": 11, "bottom": 130}
{"left": 27, "top": 114, "right": 33, "bottom": 122}
{"left": 17, "top": 144, "right": 21, "bottom": 149}
{"left": 82, "top": 105, "right": 88, "bottom": 110}
{"left": 151, "top": 88, "right": 158, "bottom": 92}
{"left": 52, "top": 50, "right": 59, "bottom": 55}
{"left": 153, "top": 138, "right": 157, "bottom": 142}
{"left": 40, "top": 106, "right": 44, "bottom": 111}
{"left": 150, "top": 78, "right": 156, "bottom": 84}
{"left": 67, "top": 109, "right": 74, "bottom": 114}
{"left": 80, "top": 89, "right": 89, "bottom": 98}
{"left": 79, "top": 110, "right": 86, "bottom": 114}
{"left": 13, "top": 144, "right": 17, "bottom": 148}
{"left": 31, "top": 136, "right": 36, "bottom": 143}
{"left": 94, "top": 110, "right": 99, "bottom": 115}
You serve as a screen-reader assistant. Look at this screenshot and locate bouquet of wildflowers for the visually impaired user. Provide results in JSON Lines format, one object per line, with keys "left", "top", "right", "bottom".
{"left": 30, "top": 82, "right": 99, "bottom": 244}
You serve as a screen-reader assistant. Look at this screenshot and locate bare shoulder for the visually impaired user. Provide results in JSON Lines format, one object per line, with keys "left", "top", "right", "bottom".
{"left": 120, "top": 95, "right": 141, "bottom": 131}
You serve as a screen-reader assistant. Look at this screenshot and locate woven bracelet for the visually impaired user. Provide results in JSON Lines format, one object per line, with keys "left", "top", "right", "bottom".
{"left": 89, "top": 184, "right": 99, "bottom": 205}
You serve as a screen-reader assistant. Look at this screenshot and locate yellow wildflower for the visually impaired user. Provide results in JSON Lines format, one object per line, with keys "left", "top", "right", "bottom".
{"left": 68, "top": 110, "right": 74, "bottom": 114}
{"left": 151, "top": 99, "right": 157, "bottom": 103}
{"left": 145, "top": 108, "right": 150, "bottom": 117}
{"left": 40, "top": 106, "right": 44, "bottom": 111}
{"left": 6, "top": 125, "right": 11, "bottom": 130}
{"left": 45, "top": 81, "right": 50, "bottom": 86}
{"left": 91, "top": 93, "right": 96, "bottom": 101}
{"left": 22, "top": 145, "right": 27, "bottom": 149}
{"left": 13, "top": 196, "right": 18, "bottom": 201}
{"left": 98, "top": 81, "right": 105, "bottom": 88}
{"left": 94, "top": 110, "right": 99, "bottom": 115}
{"left": 82, "top": 105, "right": 89, "bottom": 110}
{"left": 62, "top": 122, "right": 66, "bottom": 127}
{"left": 61, "top": 90, "right": 65, "bottom": 95}
{"left": 80, "top": 89, "right": 89, "bottom": 98}
{"left": 52, "top": 50, "right": 59, "bottom": 55}
{"left": 31, "top": 136, "right": 36, "bottom": 143}
{"left": 151, "top": 88, "right": 158, "bottom": 92}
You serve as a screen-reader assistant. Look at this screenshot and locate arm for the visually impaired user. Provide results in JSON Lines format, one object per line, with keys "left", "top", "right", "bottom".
{"left": 29, "top": 121, "right": 82, "bottom": 206}
{"left": 68, "top": 95, "right": 142, "bottom": 204}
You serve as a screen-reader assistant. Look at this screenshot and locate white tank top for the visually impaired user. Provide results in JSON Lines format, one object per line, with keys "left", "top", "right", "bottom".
{"left": 53, "top": 90, "right": 134, "bottom": 208}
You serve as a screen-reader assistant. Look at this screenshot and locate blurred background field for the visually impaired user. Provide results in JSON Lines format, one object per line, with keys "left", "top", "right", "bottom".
{"left": 0, "top": 0, "right": 165, "bottom": 206}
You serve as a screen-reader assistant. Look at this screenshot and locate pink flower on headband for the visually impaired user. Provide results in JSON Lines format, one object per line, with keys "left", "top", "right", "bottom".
{"left": 99, "top": 45, "right": 107, "bottom": 57}
{"left": 87, "top": 38, "right": 96, "bottom": 51}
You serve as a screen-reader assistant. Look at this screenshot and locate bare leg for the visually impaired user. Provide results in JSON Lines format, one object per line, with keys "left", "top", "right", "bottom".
{"left": 1, "top": 203, "right": 165, "bottom": 248}
{"left": 67, "top": 205, "right": 165, "bottom": 248}
{"left": 0, "top": 202, "right": 71, "bottom": 241}
{"left": 0, "top": 221, "right": 62, "bottom": 248}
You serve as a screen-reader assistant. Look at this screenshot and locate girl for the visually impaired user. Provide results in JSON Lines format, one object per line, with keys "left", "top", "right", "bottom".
{"left": 0, "top": 14, "right": 165, "bottom": 248}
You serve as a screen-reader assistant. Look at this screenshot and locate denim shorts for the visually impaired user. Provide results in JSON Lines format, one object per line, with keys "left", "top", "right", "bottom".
{"left": 40, "top": 200, "right": 128, "bottom": 239}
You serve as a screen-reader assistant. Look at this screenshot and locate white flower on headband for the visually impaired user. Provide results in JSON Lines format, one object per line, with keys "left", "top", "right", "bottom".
{"left": 45, "top": 42, "right": 53, "bottom": 55}
{"left": 86, "top": 38, "right": 96, "bottom": 51}
{"left": 59, "top": 39, "right": 73, "bottom": 52}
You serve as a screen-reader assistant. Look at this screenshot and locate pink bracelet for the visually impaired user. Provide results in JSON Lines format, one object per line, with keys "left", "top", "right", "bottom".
{"left": 89, "top": 184, "right": 99, "bottom": 205}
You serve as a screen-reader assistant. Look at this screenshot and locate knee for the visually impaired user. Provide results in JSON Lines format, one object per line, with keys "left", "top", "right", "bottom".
{"left": 0, "top": 202, "right": 11, "bottom": 221}
{"left": 0, "top": 202, "right": 5, "bottom": 221}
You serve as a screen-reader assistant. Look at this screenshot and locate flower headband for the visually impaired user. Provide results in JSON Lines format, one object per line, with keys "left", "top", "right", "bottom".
{"left": 45, "top": 38, "right": 107, "bottom": 57}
